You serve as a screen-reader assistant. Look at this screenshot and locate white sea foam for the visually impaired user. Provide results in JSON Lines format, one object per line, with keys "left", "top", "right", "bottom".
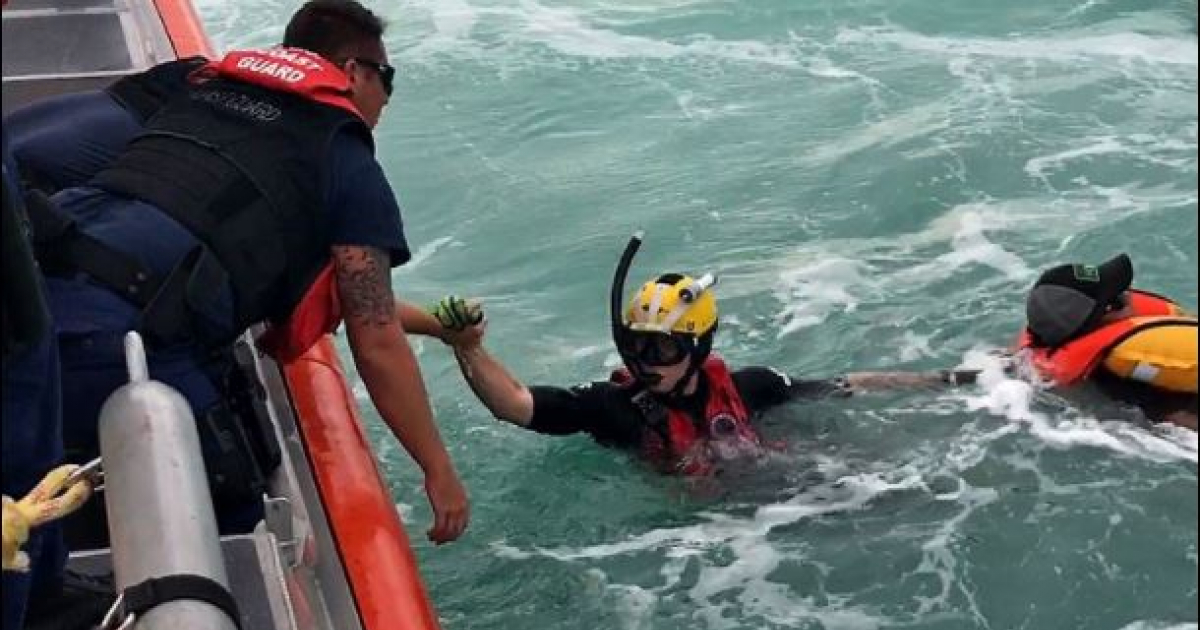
{"left": 493, "top": 472, "right": 921, "bottom": 561}
{"left": 491, "top": 470, "right": 984, "bottom": 629}
{"left": 835, "top": 26, "right": 1198, "bottom": 67}
{"left": 404, "top": 235, "right": 457, "bottom": 269}
{"left": 1026, "top": 134, "right": 1198, "bottom": 180}
{"left": 955, "top": 349, "right": 1198, "bottom": 463}
{"left": 773, "top": 257, "right": 870, "bottom": 337}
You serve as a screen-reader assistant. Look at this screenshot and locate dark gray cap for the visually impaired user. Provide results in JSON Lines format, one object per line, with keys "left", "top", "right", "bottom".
{"left": 1025, "top": 253, "right": 1133, "bottom": 347}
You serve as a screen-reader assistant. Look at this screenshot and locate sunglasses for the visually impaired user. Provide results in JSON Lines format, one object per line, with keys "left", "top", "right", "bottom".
{"left": 616, "top": 329, "right": 692, "bottom": 367}
{"left": 352, "top": 57, "right": 395, "bottom": 97}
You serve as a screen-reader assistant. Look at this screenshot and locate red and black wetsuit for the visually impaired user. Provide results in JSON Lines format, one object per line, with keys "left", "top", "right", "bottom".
{"left": 526, "top": 360, "right": 848, "bottom": 474}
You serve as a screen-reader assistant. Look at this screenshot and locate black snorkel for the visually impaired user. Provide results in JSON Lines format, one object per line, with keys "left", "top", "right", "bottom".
{"left": 611, "top": 231, "right": 660, "bottom": 385}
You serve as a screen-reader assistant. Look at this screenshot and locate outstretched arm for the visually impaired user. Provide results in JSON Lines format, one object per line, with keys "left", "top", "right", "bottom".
{"left": 423, "top": 297, "right": 538, "bottom": 426}
{"left": 401, "top": 294, "right": 487, "bottom": 341}
{"left": 440, "top": 308, "right": 611, "bottom": 437}
{"left": 843, "top": 369, "right": 980, "bottom": 391}
{"left": 1161, "top": 409, "right": 1197, "bottom": 430}
{"left": 450, "top": 333, "right": 536, "bottom": 426}
{"left": 396, "top": 300, "right": 449, "bottom": 340}
{"left": 334, "top": 245, "right": 468, "bottom": 545}
{"left": 736, "top": 367, "right": 979, "bottom": 412}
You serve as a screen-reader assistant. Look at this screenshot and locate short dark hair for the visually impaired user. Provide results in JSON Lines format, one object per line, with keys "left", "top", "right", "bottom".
{"left": 282, "top": 0, "right": 386, "bottom": 62}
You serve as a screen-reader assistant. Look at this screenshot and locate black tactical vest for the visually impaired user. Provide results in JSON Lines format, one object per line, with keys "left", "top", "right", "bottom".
{"left": 92, "top": 76, "right": 372, "bottom": 330}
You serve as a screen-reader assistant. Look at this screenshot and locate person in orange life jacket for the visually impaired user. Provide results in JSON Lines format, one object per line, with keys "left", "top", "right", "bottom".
{"left": 31, "top": 0, "right": 469, "bottom": 544}
{"left": 437, "top": 234, "right": 979, "bottom": 476}
{"left": 1019, "top": 253, "right": 1197, "bottom": 430}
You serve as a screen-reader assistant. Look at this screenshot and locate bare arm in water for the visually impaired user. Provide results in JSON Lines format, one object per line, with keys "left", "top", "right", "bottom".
{"left": 1162, "top": 409, "right": 1198, "bottom": 431}
{"left": 843, "top": 370, "right": 979, "bottom": 391}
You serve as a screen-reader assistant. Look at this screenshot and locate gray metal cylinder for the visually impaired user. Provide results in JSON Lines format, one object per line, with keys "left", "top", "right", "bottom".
{"left": 97, "top": 333, "right": 238, "bottom": 630}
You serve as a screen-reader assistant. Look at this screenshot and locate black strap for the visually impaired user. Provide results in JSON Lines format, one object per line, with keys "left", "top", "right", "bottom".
{"left": 630, "top": 390, "right": 673, "bottom": 447}
{"left": 23, "top": 189, "right": 161, "bottom": 308}
{"left": 23, "top": 190, "right": 218, "bottom": 348}
{"left": 135, "top": 246, "right": 201, "bottom": 347}
{"left": 121, "top": 574, "right": 242, "bottom": 629}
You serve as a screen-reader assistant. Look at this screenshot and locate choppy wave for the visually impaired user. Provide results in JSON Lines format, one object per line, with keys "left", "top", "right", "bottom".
{"left": 195, "top": 1, "right": 1198, "bottom": 628}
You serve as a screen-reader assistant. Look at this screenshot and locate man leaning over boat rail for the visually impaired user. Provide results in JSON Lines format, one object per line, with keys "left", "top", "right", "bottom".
{"left": 5, "top": 0, "right": 471, "bottom": 550}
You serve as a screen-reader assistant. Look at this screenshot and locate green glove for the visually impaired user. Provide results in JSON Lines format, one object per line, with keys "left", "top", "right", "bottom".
{"left": 430, "top": 296, "right": 484, "bottom": 331}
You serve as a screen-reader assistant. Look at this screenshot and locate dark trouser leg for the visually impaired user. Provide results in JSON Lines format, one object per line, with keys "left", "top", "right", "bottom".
{"left": 2, "top": 334, "right": 64, "bottom": 630}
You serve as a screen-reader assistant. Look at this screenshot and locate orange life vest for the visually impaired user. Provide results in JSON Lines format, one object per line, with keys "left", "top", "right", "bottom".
{"left": 212, "top": 48, "right": 364, "bottom": 117}
{"left": 1018, "top": 290, "right": 1191, "bottom": 387}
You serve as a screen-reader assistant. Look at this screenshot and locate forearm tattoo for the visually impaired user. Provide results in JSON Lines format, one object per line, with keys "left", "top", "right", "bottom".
{"left": 333, "top": 246, "right": 394, "bottom": 327}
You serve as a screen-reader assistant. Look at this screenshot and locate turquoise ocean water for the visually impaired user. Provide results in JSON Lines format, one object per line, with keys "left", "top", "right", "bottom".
{"left": 198, "top": 1, "right": 1197, "bottom": 628}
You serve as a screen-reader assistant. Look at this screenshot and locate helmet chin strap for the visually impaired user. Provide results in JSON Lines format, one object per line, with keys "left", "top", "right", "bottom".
{"left": 639, "top": 371, "right": 664, "bottom": 387}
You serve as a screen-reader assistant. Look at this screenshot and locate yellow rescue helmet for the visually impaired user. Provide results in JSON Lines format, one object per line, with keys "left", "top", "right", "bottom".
{"left": 624, "top": 273, "right": 718, "bottom": 336}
